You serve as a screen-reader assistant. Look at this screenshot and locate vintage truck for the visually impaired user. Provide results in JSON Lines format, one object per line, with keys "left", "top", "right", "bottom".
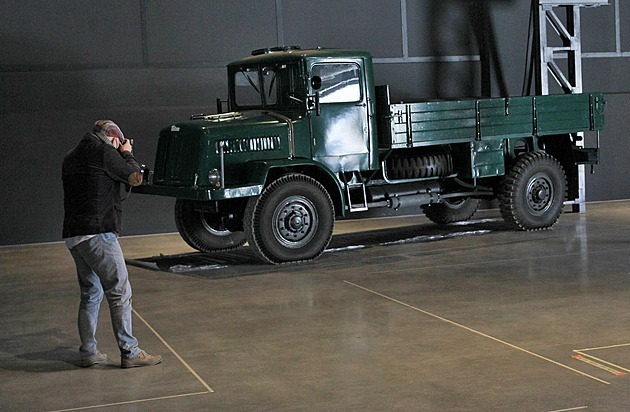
{"left": 134, "top": 46, "right": 605, "bottom": 264}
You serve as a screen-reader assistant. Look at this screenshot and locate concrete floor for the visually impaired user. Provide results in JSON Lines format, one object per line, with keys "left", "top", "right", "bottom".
{"left": 1, "top": 201, "right": 630, "bottom": 411}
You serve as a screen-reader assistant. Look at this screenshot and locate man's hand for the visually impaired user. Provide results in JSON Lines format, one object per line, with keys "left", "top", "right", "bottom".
{"left": 119, "top": 138, "right": 133, "bottom": 153}
{"left": 128, "top": 171, "right": 143, "bottom": 187}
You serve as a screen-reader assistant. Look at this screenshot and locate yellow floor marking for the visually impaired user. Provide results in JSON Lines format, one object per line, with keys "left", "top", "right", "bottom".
{"left": 49, "top": 392, "right": 210, "bottom": 412}
{"left": 576, "top": 342, "right": 630, "bottom": 352}
{"left": 47, "top": 309, "right": 213, "bottom": 412}
{"left": 571, "top": 342, "right": 630, "bottom": 376}
{"left": 133, "top": 308, "right": 214, "bottom": 393}
{"left": 344, "top": 280, "right": 610, "bottom": 385}
{"left": 572, "top": 354, "right": 627, "bottom": 376}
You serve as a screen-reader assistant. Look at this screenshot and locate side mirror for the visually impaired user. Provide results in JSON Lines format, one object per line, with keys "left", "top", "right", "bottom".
{"left": 308, "top": 76, "right": 323, "bottom": 116}
{"left": 311, "top": 75, "right": 322, "bottom": 90}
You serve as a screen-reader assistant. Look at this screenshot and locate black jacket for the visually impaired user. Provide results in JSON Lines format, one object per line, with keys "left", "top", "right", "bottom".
{"left": 62, "top": 132, "right": 142, "bottom": 238}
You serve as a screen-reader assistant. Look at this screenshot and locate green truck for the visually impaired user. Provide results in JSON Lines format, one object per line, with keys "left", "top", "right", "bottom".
{"left": 134, "top": 46, "right": 606, "bottom": 264}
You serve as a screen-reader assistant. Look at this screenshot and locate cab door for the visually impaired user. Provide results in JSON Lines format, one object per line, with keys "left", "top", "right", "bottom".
{"left": 308, "top": 61, "right": 370, "bottom": 173}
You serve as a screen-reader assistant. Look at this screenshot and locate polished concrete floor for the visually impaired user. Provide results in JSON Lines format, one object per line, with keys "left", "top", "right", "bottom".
{"left": 1, "top": 201, "right": 630, "bottom": 411}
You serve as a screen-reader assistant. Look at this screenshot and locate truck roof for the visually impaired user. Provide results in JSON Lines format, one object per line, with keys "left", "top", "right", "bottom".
{"left": 227, "top": 46, "right": 372, "bottom": 67}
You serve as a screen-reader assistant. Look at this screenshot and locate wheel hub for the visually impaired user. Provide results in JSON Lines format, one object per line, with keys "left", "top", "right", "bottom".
{"left": 273, "top": 196, "right": 318, "bottom": 248}
{"left": 283, "top": 208, "right": 308, "bottom": 233}
{"left": 527, "top": 174, "right": 553, "bottom": 214}
{"left": 532, "top": 187, "right": 547, "bottom": 203}
{"left": 289, "top": 214, "right": 303, "bottom": 230}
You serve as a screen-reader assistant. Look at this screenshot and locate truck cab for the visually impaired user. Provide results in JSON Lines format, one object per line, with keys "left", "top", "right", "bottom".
{"left": 227, "top": 47, "right": 378, "bottom": 173}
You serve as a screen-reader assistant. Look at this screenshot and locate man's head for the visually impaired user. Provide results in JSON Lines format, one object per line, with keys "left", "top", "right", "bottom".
{"left": 93, "top": 120, "right": 125, "bottom": 145}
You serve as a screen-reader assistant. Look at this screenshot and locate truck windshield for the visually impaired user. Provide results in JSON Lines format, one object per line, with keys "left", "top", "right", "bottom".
{"left": 232, "top": 63, "right": 303, "bottom": 110}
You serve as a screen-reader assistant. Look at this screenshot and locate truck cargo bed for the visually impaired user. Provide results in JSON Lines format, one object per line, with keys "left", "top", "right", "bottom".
{"left": 376, "top": 90, "right": 605, "bottom": 149}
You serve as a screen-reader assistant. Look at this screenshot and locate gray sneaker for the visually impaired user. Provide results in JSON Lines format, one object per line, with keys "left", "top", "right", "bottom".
{"left": 80, "top": 351, "right": 108, "bottom": 367}
{"left": 121, "top": 350, "right": 163, "bottom": 368}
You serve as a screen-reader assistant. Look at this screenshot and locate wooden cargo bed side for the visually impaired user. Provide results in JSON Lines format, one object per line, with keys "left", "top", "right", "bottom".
{"left": 379, "top": 93, "right": 604, "bottom": 149}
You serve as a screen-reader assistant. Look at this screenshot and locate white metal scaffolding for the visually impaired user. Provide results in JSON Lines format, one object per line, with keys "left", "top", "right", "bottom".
{"left": 534, "top": 0, "right": 608, "bottom": 212}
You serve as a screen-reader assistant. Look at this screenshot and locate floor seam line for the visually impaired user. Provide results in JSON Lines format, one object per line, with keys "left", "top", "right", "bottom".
{"left": 133, "top": 308, "right": 214, "bottom": 393}
{"left": 47, "top": 391, "right": 209, "bottom": 412}
{"left": 344, "top": 280, "right": 610, "bottom": 385}
{"left": 46, "top": 308, "right": 214, "bottom": 411}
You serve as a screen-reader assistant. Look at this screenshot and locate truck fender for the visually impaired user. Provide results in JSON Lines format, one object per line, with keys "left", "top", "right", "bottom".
{"left": 245, "top": 159, "right": 346, "bottom": 217}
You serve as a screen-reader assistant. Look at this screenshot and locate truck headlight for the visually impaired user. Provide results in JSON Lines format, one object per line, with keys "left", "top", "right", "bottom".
{"left": 208, "top": 169, "right": 222, "bottom": 188}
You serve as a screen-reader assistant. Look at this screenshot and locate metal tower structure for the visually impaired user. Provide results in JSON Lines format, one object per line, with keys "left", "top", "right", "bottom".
{"left": 534, "top": 0, "right": 608, "bottom": 212}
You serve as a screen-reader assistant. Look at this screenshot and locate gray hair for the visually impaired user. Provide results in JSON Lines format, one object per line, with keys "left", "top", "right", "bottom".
{"left": 93, "top": 120, "right": 125, "bottom": 141}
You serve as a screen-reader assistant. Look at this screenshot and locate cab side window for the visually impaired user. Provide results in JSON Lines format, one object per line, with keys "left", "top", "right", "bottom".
{"left": 311, "top": 63, "right": 361, "bottom": 104}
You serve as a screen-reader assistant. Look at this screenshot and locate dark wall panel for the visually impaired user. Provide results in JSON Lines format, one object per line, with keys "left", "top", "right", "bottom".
{"left": 373, "top": 62, "right": 482, "bottom": 100}
{"left": 1, "top": 0, "right": 142, "bottom": 67}
{"left": 585, "top": 58, "right": 630, "bottom": 93}
{"left": 0, "top": 66, "right": 225, "bottom": 245}
{"left": 581, "top": 4, "right": 618, "bottom": 52}
{"left": 1, "top": 68, "right": 225, "bottom": 113}
{"left": 585, "top": 93, "right": 630, "bottom": 201}
{"left": 282, "top": 1, "right": 402, "bottom": 56}
{"left": 0, "top": 109, "right": 174, "bottom": 245}
{"left": 144, "top": 0, "right": 278, "bottom": 64}
{"left": 623, "top": 5, "right": 630, "bottom": 49}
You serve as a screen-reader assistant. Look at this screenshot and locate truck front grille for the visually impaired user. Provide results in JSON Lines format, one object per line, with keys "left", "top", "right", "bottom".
{"left": 154, "top": 131, "right": 200, "bottom": 186}
{"left": 217, "top": 135, "right": 282, "bottom": 154}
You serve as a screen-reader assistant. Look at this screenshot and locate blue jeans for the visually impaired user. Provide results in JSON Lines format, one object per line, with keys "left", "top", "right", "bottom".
{"left": 69, "top": 233, "right": 140, "bottom": 359}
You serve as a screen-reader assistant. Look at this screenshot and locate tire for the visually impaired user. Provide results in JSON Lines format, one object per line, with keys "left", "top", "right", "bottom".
{"left": 174, "top": 199, "right": 246, "bottom": 252}
{"left": 388, "top": 153, "right": 452, "bottom": 179}
{"left": 499, "top": 152, "right": 567, "bottom": 230}
{"left": 422, "top": 197, "right": 480, "bottom": 224}
{"left": 244, "top": 174, "right": 335, "bottom": 264}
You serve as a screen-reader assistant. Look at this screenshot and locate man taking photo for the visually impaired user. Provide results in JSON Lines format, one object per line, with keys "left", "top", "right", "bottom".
{"left": 62, "top": 120, "right": 162, "bottom": 368}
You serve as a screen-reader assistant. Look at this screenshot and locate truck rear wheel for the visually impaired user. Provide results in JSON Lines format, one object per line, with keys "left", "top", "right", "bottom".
{"left": 499, "top": 152, "right": 567, "bottom": 230}
{"left": 244, "top": 174, "right": 335, "bottom": 264}
{"left": 422, "top": 198, "right": 480, "bottom": 224}
{"left": 175, "top": 199, "right": 246, "bottom": 252}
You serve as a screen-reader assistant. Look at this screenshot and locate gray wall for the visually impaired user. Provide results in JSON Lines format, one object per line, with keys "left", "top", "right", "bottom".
{"left": 1, "top": 0, "right": 629, "bottom": 246}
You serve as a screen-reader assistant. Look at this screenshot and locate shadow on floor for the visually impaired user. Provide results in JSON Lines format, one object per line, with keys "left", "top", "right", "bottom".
{"left": 0, "top": 330, "right": 80, "bottom": 372}
{"left": 127, "top": 217, "right": 515, "bottom": 279}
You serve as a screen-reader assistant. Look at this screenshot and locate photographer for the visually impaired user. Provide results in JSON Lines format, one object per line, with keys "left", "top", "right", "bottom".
{"left": 62, "top": 120, "right": 162, "bottom": 368}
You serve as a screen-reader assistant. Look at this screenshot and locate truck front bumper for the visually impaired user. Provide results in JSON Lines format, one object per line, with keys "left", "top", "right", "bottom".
{"left": 132, "top": 183, "right": 263, "bottom": 201}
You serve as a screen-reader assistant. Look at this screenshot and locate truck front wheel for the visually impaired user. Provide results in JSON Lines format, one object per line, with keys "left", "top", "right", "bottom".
{"left": 244, "top": 174, "right": 335, "bottom": 264}
{"left": 174, "top": 199, "right": 246, "bottom": 252}
{"left": 499, "top": 152, "right": 567, "bottom": 230}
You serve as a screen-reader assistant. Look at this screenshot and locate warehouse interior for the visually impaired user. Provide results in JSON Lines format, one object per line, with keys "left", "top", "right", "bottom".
{"left": 1, "top": 0, "right": 630, "bottom": 410}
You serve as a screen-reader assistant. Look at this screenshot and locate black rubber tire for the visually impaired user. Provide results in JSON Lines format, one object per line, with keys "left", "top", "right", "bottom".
{"left": 174, "top": 199, "right": 246, "bottom": 252}
{"left": 388, "top": 153, "right": 451, "bottom": 179}
{"left": 244, "top": 174, "right": 335, "bottom": 264}
{"left": 422, "top": 198, "right": 481, "bottom": 224}
{"left": 499, "top": 152, "right": 567, "bottom": 230}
